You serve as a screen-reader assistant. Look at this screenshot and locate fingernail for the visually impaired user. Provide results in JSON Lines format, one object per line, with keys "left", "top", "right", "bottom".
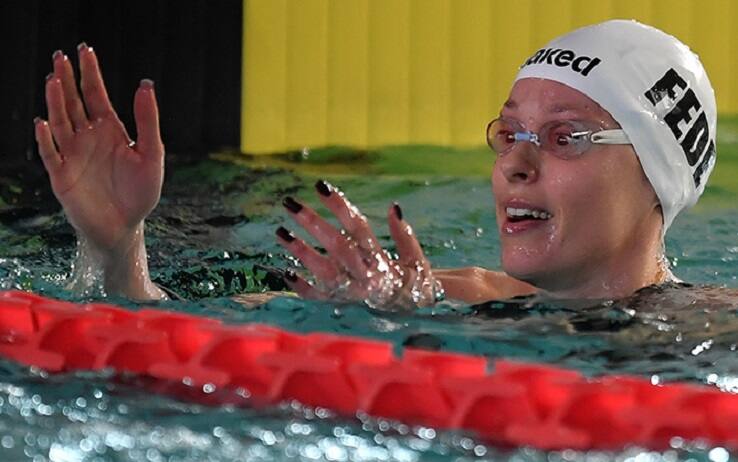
{"left": 45, "top": 72, "right": 54, "bottom": 82}
{"left": 52, "top": 50, "right": 63, "bottom": 60}
{"left": 276, "top": 226, "right": 296, "bottom": 242}
{"left": 284, "top": 270, "right": 298, "bottom": 282}
{"left": 77, "top": 42, "right": 88, "bottom": 52}
{"left": 33, "top": 116, "right": 41, "bottom": 125}
{"left": 283, "top": 197, "right": 303, "bottom": 214}
{"left": 315, "top": 180, "right": 332, "bottom": 197}
{"left": 140, "top": 78, "right": 154, "bottom": 89}
{"left": 393, "top": 202, "right": 403, "bottom": 220}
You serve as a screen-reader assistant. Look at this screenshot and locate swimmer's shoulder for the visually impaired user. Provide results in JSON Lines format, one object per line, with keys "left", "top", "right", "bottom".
{"left": 624, "top": 281, "right": 738, "bottom": 311}
{"left": 434, "top": 267, "right": 536, "bottom": 304}
{"left": 158, "top": 283, "right": 293, "bottom": 310}
{"left": 231, "top": 291, "right": 297, "bottom": 309}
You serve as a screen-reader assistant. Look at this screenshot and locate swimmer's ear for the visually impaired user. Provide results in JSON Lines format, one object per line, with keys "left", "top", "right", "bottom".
{"left": 654, "top": 204, "right": 666, "bottom": 233}
{"left": 654, "top": 203, "right": 664, "bottom": 221}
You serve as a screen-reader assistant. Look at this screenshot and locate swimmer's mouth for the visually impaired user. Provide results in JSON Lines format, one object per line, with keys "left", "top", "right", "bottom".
{"left": 505, "top": 207, "right": 552, "bottom": 222}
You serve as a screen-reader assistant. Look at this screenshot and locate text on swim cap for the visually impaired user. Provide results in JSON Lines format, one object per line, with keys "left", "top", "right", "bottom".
{"left": 521, "top": 48, "right": 602, "bottom": 76}
{"left": 644, "top": 68, "right": 715, "bottom": 188}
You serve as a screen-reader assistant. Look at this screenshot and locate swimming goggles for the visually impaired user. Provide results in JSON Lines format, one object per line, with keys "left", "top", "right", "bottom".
{"left": 486, "top": 117, "right": 631, "bottom": 159}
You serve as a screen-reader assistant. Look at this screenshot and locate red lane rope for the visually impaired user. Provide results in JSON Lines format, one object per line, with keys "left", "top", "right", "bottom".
{"left": 0, "top": 290, "right": 736, "bottom": 450}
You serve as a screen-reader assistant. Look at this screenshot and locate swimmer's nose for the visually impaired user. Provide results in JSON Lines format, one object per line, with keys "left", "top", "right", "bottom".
{"left": 498, "top": 143, "right": 540, "bottom": 183}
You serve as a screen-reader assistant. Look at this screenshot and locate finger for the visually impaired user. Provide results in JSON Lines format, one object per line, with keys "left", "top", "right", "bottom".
{"left": 283, "top": 270, "right": 330, "bottom": 300}
{"left": 388, "top": 202, "right": 428, "bottom": 269}
{"left": 78, "top": 43, "right": 116, "bottom": 120}
{"left": 134, "top": 79, "right": 164, "bottom": 157}
{"left": 45, "top": 75, "right": 75, "bottom": 147}
{"left": 282, "top": 197, "right": 372, "bottom": 279}
{"left": 314, "top": 180, "right": 382, "bottom": 253}
{"left": 275, "top": 226, "right": 341, "bottom": 282}
{"left": 52, "top": 49, "right": 88, "bottom": 128}
{"left": 34, "top": 117, "right": 62, "bottom": 172}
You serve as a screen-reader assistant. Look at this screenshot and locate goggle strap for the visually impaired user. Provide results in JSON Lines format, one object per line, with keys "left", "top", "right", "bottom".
{"left": 591, "top": 129, "right": 631, "bottom": 145}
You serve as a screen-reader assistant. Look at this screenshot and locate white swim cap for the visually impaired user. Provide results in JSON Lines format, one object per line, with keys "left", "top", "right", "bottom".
{"left": 514, "top": 19, "right": 717, "bottom": 232}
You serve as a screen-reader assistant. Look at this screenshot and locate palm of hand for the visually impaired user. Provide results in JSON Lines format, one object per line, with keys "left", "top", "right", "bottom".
{"left": 36, "top": 46, "right": 164, "bottom": 254}
{"left": 51, "top": 116, "right": 163, "bottom": 251}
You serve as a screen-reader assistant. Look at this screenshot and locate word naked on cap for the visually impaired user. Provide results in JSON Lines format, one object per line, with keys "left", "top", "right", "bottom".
{"left": 521, "top": 48, "right": 602, "bottom": 77}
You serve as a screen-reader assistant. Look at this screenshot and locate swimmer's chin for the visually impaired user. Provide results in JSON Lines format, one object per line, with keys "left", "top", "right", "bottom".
{"left": 499, "top": 265, "right": 547, "bottom": 293}
{"left": 499, "top": 252, "right": 553, "bottom": 286}
{"left": 501, "top": 263, "right": 610, "bottom": 300}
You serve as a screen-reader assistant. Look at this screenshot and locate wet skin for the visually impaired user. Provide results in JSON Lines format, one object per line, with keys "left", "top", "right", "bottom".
{"left": 492, "top": 78, "right": 665, "bottom": 299}
{"left": 35, "top": 44, "right": 166, "bottom": 300}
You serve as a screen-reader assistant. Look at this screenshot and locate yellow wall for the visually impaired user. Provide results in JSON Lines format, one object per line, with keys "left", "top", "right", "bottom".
{"left": 242, "top": 0, "right": 738, "bottom": 154}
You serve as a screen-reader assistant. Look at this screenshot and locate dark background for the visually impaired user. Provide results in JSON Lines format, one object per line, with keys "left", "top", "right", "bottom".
{"left": 1, "top": 0, "right": 243, "bottom": 176}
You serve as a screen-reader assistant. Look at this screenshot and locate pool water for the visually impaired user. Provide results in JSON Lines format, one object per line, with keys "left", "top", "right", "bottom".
{"left": 1, "top": 144, "right": 738, "bottom": 461}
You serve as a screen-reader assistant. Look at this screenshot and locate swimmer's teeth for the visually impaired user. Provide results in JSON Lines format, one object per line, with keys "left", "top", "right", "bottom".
{"left": 506, "top": 207, "right": 551, "bottom": 220}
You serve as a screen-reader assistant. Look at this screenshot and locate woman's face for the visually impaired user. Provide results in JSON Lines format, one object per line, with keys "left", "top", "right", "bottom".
{"left": 492, "top": 78, "right": 661, "bottom": 294}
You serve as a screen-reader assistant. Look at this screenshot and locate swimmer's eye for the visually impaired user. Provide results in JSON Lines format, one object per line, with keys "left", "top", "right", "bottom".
{"left": 544, "top": 123, "right": 593, "bottom": 155}
{"left": 544, "top": 125, "right": 573, "bottom": 147}
{"left": 553, "top": 131, "right": 588, "bottom": 146}
{"left": 555, "top": 134, "right": 571, "bottom": 146}
{"left": 486, "top": 118, "right": 525, "bottom": 155}
{"left": 498, "top": 130, "right": 516, "bottom": 144}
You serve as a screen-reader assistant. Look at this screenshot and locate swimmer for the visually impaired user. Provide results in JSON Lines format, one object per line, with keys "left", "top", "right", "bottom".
{"left": 35, "top": 21, "right": 717, "bottom": 308}
{"left": 276, "top": 20, "right": 716, "bottom": 307}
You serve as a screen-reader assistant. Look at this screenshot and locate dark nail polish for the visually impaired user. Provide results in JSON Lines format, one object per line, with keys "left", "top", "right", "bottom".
{"left": 77, "top": 42, "right": 88, "bottom": 52}
{"left": 52, "top": 50, "right": 63, "bottom": 60}
{"left": 284, "top": 270, "right": 298, "bottom": 282}
{"left": 393, "top": 202, "right": 403, "bottom": 220}
{"left": 283, "top": 197, "right": 303, "bottom": 214}
{"left": 140, "top": 78, "right": 154, "bottom": 89}
{"left": 315, "top": 180, "right": 332, "bottom": 197}
{"left": 276, "top": 226, "right": 296, "bottom": 242}
{"left": 253, "top": 264, "right": 286, "bottom": 280}
{"left": 45, "top": 72, "right": 54, "bottom": 81}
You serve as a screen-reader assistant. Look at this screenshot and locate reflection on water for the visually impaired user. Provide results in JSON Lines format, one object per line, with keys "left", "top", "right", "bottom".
{"left": 1, "top": 156, "right": 738, "bottom": 460}
{"left": 0, "top": 359, "right": 721, "bottom": 462}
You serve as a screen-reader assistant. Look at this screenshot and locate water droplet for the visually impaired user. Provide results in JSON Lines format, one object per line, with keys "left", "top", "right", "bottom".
{"left": 709, "top": 447, "right": 730, "bottom": 462}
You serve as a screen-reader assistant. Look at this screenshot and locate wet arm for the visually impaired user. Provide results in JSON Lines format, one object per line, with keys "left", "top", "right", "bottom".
{"left": 67, "top": 224, "right": 166, "bottom": 301}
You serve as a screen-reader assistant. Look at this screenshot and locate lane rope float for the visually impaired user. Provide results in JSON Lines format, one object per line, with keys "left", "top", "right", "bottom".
{"left": 0, "top": 290, "right": 736, "bottom": 450}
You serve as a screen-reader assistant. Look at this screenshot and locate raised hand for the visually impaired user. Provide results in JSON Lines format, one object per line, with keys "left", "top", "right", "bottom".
{"left": 34, "top": 44, "right": 165, "bottom": 300}
{"left": 34, "top": 44, "right": 164, "bottom": 254}
{"left": 275, "top": 180, "right": 445, "bottom": 309}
